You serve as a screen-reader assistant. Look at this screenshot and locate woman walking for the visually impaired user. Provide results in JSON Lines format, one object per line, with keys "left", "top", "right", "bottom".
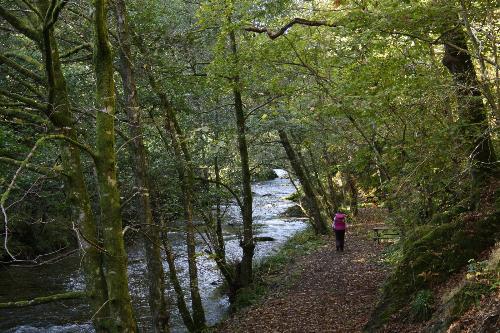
{"left": 332, "top": 212, "right": 347, "bottom": 251}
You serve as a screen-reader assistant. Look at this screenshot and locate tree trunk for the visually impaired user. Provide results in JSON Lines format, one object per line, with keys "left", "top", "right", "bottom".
{"left": 204, "top": 154, "right": 235, "bottom": 295}
{"left": 140, "top": 53, "right": 206, "bottom": 329}
{"left": 0, "top": 291, "right": 86, "bottom": 309}
{"left": 180, "top": 157, "right": 206, "bottom": 331}
{"left": 214, "top": 155, "right": 228, "bottom": 270}
{"left": 229, "top": 30, "right": 254, "bottom": 288}
{"left": 160, "top": 223, "right": 196, "bottom": 332}
{"left": 29, "top": 2, "right": 111, "bottom": 330}
{"left": 114, "top": 1, "right": 170, "bottom": 331}
{"left": 306, "top": 148, "right": 335, "bottom": 218}
{"left": 93, "top": 1, "right": 137, "bottom": 331}
{"left": 442, "top": 28, "right": 497, "bottom": 194}
{"left": 323, "top": 150, "right": 342, "bottom": 214}
{"left": 156, "top": 88, "right": 206, "bottom": 331}
{"left": 346, "top": 173, "right": 359, "bottom": 217}
{"left": 279, "top": 130, "right": 328, "bottom": 234}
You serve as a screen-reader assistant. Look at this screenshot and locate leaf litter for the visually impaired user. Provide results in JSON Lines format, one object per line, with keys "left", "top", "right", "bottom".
{"left": 217, "top": 224, "right": 389, "bottom": 332}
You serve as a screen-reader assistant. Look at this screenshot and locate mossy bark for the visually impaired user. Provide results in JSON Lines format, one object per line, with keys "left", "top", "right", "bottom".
{"left": 0, "top": 291, "right": 86, "bottom": 309}
{"left": 365, "top": 210, "right": 500, "bottom": 332}
{"left": 278, "top": 130, "right": 328, "bottom": 235}
{"left": 114, "top": 0, "right": 170, "bottom": 331}
{"left": 13, "top": 2, "right": 112, "bottom": 330}
{"left": 45, "top": 30, "right": 111, "bottom": 333}
{"left": 143, "top": 64, "right": 206, "bottom": 330}
{"left": 229, "top": 30, "right": 255, "bottom": 289}
{"left": 442, "top": 29, "right": 497, "bottom": 196}
{"left": 93, "top": 0, "right": 137, "bottom": 331}
{"left": 305, "top": 149, "right": 336, "bottom": 218}
{"left": 346, "top": 173, "right": 359, "bottom": 216}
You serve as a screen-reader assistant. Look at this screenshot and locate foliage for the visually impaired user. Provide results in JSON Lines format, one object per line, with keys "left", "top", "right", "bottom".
{"left": 0, "top": 0, "right": 499, "bottom": 331}
{"left": 366, "top": 209, "right": 500, "bottom": 330}
{"left": 0, "top": 0, "right": 498, "bottom": 260}
{"left": 448, "top": 281, "right": 491, "bottom": 319}
{"left": 411, "top": 289, "right": 434, "bottom": 322}
{"left": 251, "top": 167, "right": 278, "bottom": 182}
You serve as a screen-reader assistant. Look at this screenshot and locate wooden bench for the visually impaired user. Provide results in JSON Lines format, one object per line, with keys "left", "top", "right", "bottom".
{"left": 372, "top": 226, "right": 400, "bottom": 243}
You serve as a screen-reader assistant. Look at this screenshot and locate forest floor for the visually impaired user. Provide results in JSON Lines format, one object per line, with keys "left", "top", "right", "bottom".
{"left": 217, "top": 209, "right": 390, "bottom": 333}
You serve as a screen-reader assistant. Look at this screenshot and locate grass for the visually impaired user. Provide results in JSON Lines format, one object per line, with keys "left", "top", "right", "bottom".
{"left": 410, "top": 289, "right": 434, "bottom": 322}
{"left": 230, "top": 227, "right": 327, "bottom": 312}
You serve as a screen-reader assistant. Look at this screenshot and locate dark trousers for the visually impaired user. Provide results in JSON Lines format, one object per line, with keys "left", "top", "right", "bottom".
{"left": 334, "top": 230, "right": 345, "bottom": 251}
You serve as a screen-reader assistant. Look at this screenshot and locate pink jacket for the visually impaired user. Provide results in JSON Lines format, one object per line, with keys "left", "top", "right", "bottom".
{"left": 333, "top": 213, "right": 347, "bottom": 231}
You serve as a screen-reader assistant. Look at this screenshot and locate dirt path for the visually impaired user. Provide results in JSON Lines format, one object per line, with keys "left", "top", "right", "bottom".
{"left": 217, "top": 225, "right": 389, "bottom": 333}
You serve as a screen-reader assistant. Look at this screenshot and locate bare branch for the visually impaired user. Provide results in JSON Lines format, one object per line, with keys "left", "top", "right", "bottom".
{"left": 195, "top": 177, "right": 244, "bottom": 211}
{"left": 44, "top": 0, "right": 70, "bottom": 31}
{"left": 60, "top": 43, "right": 92, "bottom": 59}
{"left": 245, "top": 18, "right": 337, "bottom": 40}
{"left": 0, "top": 88, "right": 47, "bottom": 110}
{"left": 244, "top": 95, "right": 283, "bottom": 121}
{"left": 0, "top": 107, "right": 49, "bottom": 125}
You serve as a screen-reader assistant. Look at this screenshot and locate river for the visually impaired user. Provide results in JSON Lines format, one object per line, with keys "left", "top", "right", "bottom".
{"left": 0, "top": 170, "right": 307, "bottom": 332}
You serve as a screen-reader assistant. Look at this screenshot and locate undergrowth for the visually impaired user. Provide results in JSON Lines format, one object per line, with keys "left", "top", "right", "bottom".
{"left": 411, "top": 289, "right": 434, "bottom": 322}
{"left": 365, "top": 209, "right": 500, "bottom": 331}
{"left": 419, "top": 242, "right": 500, "bottom": 333}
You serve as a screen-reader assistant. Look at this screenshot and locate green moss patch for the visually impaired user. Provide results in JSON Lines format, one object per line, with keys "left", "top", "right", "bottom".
{"left": 425, "top": 281, "right": 493, "bottom": 333}
{"left": 448, "top": 282, "right": 490, "bottom": 318}
{"left": 251, "top": 167, "right": 278, "bottom": 181}
{"left": 365, "top": 210, "right": 500, "bottom": 331}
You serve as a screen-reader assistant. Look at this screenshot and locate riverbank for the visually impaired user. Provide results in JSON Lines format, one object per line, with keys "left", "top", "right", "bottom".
{"left": 216, "top": 222, "right": 389, "bottom": 332}
{"left": 0, "top": 173, "right": 307, "bottom": 332}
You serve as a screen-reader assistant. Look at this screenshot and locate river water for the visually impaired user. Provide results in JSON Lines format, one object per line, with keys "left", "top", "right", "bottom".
{"left": 0, "top": 170, "right": 307, "bottom": 332}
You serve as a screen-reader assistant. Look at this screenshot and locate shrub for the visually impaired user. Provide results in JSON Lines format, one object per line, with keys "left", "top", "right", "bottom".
{"left": 411, "top": 289, "right": 434, "bottom": 322}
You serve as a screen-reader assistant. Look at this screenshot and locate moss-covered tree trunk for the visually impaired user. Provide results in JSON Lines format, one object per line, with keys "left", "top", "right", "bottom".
{"left": 46, "top": 36, "right": 111, "bottom": 333}
{"left": 143, "top": 64, "right": 206, "bottom": 330}
{"left": 159, "top": 217, "right": 195, "bottom": 332}
{"left": 442, "top": 29, "right": 497, "bottom": 195}
{"left": 213, "top": 154, "right": 233, "bottom": 285}
{"left": 93, "top": 0, "right": 137, "bottom": 331}
{"left": 114, "top": 1, "right": 169, "bottom": 331}
{"left": 279, "top": 130, "right": 328, "bottom": 234}
{"left": 162, "top": 100, "right": 206, "bottom": 331}
{"left": 229, "top": 30, "right": 255, "bottom": 289}
{"left": 323, "top": 151, "right": 342, "bottom": 214}
{"left": 306, "top": 148, "right": 335, "bottom": 218}
{"left": 1, "top": 2, "right": 112, "bottom": 330}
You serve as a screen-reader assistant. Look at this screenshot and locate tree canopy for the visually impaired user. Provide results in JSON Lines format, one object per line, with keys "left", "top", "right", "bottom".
{"left": 0, "top": 0, "right": 498, "bottom": 332}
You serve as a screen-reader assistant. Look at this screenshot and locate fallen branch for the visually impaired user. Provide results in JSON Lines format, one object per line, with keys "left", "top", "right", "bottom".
{"left": 0, "top": 291, "right": 86, "bottom": 309}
